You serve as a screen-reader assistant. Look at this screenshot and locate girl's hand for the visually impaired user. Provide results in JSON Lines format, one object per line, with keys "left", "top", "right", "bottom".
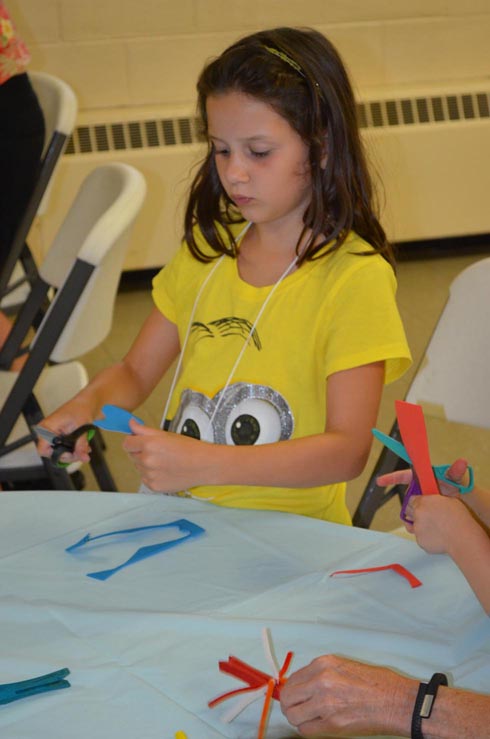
{"left": 123, "top": 419, "right": 215, "bottom": 493}
{"left": 37, "top": 401, "right": 94, "bottom": 464}
{"left": 404, "top": 495, "right": 475, "bottom": 555}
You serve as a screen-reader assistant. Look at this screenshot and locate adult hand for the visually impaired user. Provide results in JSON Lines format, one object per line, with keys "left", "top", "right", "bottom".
{"left": 377, "top": 457, "right": 469, "bottom": 498}
{"left": 123, "top": 419, "right": 215, "bottom": 493}
{"left": 280, "top": 654, "right": 415, "bottom": 737}
{"left": 405, "top": 494, "right": 475, "bottom": 555}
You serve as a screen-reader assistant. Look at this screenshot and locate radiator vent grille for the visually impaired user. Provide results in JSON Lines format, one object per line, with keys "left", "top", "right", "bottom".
{"left": 65, "top": 90, "right": 490, "bottom": 155}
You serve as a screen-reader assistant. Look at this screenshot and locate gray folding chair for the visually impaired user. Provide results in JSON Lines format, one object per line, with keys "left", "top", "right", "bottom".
{"left": 353, "top": 256, "right": 490, "bottom": 527}
{"left": 0, "top": 72, "right": 77, "bottom": 307}
{"left": 0, "top": 163, "right": 146, "bottom": 491}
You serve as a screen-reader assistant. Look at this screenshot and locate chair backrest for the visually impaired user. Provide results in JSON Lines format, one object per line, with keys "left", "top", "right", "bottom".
{"left": 0, "top": 72, "right": 77, "bottom": 297}
{"left": 0, "top": 163, "right": 146, "bottom": 449}
{"left": 29, "top": 71, "right": 78, "bottom": 215}
{"left": 35, "top": 163, "right": 147, "bottom": 361}
{"left": 406, "top": 257, "right": 490, "bottom": 429}
{"left": 352, "top": 256, "right": 490, "bottom": 528}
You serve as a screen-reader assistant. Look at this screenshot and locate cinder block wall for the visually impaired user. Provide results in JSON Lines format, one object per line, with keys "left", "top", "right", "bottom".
{"left": 10, "top": 0, "right": 490, "bottom": 112}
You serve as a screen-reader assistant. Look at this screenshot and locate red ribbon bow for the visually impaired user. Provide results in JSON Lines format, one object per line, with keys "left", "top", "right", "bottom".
{"left": 208, "top": 650, "right": 293, "bottom": 739}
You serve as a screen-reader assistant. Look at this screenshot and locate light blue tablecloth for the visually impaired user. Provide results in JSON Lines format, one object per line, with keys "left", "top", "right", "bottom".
{"left": 0, "top": 491, "right": 488, "bottom": 738}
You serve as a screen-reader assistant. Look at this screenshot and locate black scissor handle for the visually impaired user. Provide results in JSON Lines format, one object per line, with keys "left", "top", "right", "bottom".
{"left": 51, "top": 424, "right": 98, "bottom": 466}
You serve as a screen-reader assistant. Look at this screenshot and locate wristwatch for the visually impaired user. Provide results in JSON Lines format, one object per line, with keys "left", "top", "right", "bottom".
{"left": 411, "top": 672, "right": 448, "bottom": 739}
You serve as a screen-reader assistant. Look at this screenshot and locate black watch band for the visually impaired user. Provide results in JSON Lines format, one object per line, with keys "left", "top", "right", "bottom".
{"left": 411, "top": 672, "right": 448, "bottom": 739}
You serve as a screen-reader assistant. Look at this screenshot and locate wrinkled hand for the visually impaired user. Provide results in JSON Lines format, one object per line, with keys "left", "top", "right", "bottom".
{"left": 123, "top": 419, "right": 214, "bottom": 493}
{"left": 377, "top": 457, "right": 469, "bottom": 498}
{"left": 280, "top": 654, "right": 413, "bottom": 737}
{"left": 404, "top": 494, "right": 475, "bottom": 555}
{"left": 36, "top": 400, "right": 94, "bottom": 464}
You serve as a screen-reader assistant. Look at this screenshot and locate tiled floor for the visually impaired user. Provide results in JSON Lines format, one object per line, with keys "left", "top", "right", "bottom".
{"left": 79, "top": 243, "right": 490, "bottom": 532}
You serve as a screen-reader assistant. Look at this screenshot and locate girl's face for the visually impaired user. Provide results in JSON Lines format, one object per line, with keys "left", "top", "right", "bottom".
{"left": 207, "top": 91, "right": 312, "bottom": 233}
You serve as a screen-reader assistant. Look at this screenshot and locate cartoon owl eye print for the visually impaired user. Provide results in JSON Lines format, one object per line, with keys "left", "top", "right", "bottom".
{"left": 169, "top": 382, "right": 294, "bottom": 446}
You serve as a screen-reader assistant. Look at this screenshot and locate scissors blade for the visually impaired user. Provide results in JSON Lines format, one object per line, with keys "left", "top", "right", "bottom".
{"left": 32, "top": 425, "right": 57, "bottom": 444}
{"left": 371, "top": 428, "right": 412, "bottom": 465}
{"left": 395, "top": 400, "right": 439, "bottom": 495}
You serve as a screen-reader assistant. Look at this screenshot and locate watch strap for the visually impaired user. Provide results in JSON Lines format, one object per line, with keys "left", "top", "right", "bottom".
{"left": 411, "top": 672, "right": 448, "bottom": 739}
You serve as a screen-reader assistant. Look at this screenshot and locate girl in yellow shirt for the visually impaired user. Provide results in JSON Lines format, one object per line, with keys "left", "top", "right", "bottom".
{"left": 39, "top": 27, "right": 411, "bottom": 522}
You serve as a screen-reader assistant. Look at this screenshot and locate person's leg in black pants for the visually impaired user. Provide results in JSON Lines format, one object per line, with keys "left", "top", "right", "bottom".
{"left": 0, "top": 71, "right": 45, "bottom": 365}
{"left": 0, "top": 71, "right": 45, "bottom": 272}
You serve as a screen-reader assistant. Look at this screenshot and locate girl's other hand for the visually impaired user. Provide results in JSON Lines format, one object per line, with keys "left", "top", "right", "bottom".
{"left": 123, "top": 419, "right": 214, "bottom": 493}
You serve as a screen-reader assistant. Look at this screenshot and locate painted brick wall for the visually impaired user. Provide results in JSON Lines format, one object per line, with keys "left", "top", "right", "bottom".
{"left": 9, "top": 0, "right": 490, "bottom": 112}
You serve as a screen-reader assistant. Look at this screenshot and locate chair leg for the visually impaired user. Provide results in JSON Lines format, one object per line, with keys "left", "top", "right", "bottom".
{"left": 352, "top": 422, "right": 407, "bottom": 528}
{"left": 41, "top": 456, "right": 78, "bottom": 490}
{"left": 89, "top": 429, "right": 118, "bottom": 492}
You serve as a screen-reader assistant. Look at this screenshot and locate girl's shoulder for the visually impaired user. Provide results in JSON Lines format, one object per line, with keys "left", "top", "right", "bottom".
{"left": 317, "top": 231, "right": 389, "bottom": 272}
{"left": 160, "top": 221, "right": 246, "bottom": 278}
{"left": 308, "top": 232, "right": 395, "bottom": 295}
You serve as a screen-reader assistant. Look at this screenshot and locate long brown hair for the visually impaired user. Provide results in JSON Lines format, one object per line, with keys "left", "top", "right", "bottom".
{"left": 184, "top": 27, "right": 395, "bottom": 269}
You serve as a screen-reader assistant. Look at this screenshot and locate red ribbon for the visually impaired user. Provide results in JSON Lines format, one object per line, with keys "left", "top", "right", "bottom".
{"left": 208, "top": 651, "right": 293, "bottom": 739}
{"left": 330, "top": 563, "right": 422, "bottom": 588}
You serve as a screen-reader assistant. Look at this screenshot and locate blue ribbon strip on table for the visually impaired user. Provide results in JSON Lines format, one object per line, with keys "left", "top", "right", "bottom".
{"left": 66, "top": 520, "right": 205, "bottom": 580}
{"left": 0, "top": 668, "right": 70, "bottom": 705}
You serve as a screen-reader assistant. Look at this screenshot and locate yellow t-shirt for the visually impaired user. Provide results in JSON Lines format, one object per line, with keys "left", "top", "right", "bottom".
{"left": 152, "top": 225, "right": 411, "bottom": 523}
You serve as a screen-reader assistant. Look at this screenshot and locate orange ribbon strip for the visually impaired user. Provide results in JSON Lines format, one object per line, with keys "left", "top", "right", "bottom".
{"left": 330, "top": 563, "right": 422, "bottom": 588}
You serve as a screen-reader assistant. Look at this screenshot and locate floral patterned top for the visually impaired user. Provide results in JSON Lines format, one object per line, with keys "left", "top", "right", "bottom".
{"left": 0, "top": 2, "right": 30, "bottom": 85}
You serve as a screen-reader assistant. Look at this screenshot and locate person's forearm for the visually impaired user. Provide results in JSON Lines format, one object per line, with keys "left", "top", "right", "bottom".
{"left": 357, "top": 678, "right": 490, "bottom": 739}
{"left": 72, "top": 361, "right": 156, "bottom": 419}
{"left": 200, "top": 431, "right": 370, "bottom": 488}
{"left": 464, "top": 485, "right": 490, "bottom": 530}
{"left": 422, "top": 686, "right": 490, "bottom": 739}
{"left": 447, "top": 519, "right": 490, "bottom": 614}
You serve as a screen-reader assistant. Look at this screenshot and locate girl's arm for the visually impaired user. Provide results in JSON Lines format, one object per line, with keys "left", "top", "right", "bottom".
{"left": 38, "top": 308, "right": 180, "bottom": 462}
{"left": 123, "top": 360, "right": 385, "bottom": 492}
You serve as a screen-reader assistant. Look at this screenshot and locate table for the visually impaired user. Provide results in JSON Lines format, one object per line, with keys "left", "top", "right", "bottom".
{"left": 0, "top": 491, "right": 488, "bottom": 738}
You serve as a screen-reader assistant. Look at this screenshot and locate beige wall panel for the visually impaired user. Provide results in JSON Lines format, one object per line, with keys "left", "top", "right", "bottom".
{"left": 59, "top": 0, "right": 195, "bottom": 41}
{"left": 319, "top": 23, "right": 387, "bottom": 90}
{"left": 125, "top": 33, "right": 237, "bottom": 106}
{"left": 195, "top": 0, "right": 452, "bottom": 31}
{"left": 381, "top": 16, "right": 490, "bottom": 86}
{"left": 444, "top": 0, "right": 490, "bottom": 14}
{"left": 254, "top": 0, "right": 450, "bottom": 25}
{"left": 9, "top": 0, "right": 59, "bottom": 44}
{"left": 194, "top": 1, "right": 261, "bottom": 34}
{"left": 28, "top": 42, "right": 129, "bottom": 109}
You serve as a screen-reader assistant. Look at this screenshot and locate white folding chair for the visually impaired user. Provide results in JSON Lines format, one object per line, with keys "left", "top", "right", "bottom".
{"left": 0, "top": 163, "right": 146, "bottom": 490}
{"left": 0, "top": 72, "right": 77, "bottom": 307}
{"left": 353, "top": 257, "right": 490, "bottom": 527}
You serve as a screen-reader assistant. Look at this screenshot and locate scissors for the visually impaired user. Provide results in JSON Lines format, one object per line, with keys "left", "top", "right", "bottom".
{"left": 0, "top": 668, "right": 70, "bottom": 705}
{"left": 33, "top": 405, "right": 143, "bottom": 468}
{"left": 33, "top": 424, "right": 97, "bottom": 467}
{"left": 373, "top": 401, "right": 474, "bottom": 522}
